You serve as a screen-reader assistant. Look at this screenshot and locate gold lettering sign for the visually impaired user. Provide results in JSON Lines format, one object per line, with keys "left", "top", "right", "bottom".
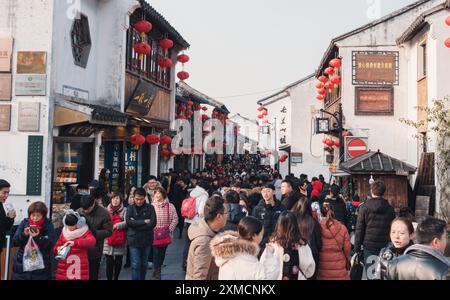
{"left": 17, "top": 51, "right": 47, "bottom": 74}
{"left": 355, "top": 87, "right": 394, "bottom": 115}
{"left": 353, "top": 51, "right": 398, "bottom": 85}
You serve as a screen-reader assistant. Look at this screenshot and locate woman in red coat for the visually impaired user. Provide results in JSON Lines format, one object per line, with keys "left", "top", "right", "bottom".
{"left": 54, "top": 211, "right": 96, "bottom": 280}
{"left": 317, "top": 203, "right": 351, "bottom": 280}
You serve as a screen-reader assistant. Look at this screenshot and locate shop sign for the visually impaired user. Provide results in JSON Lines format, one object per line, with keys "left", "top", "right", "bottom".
{"left": 355, "top": 87, "right": 394, "bottom": 115}
{"left": 62, "top": 85, "right": 89, "bottom": 101}
{"left": 0, "top": 74, "right": 12, "bottom": 100}
{"left": 18, "top": 102, "right": 40, "bottom": 132}
{"left": 291, "top": 153, "right": 303, "bottom": 164}
{"left": 16, "top": 51, "right": 47, "bottom": 74}
{"left": 60, "top": 124, "right": 96, "bottom": 137}
{"left": 126, "top": 80, "right": 157, "bottom": 116}
{"left": 353, "top": 51, "right": 399, "bottom": 85}
{"left": 15, "top": 74, "right": 47, "bottom": 96}
{"left": 0, "top": 38, "right": 13, "bottom": 72}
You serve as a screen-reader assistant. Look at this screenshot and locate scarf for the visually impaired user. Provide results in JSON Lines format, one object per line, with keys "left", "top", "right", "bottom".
{"left": 29, "top": 217, "right": 46, "bottom": 233}
{"left": 155, "top": 198, "right": 169, "bottom": 208}
{"left": 62, "top": 224, "right": 89, "bottom": 241}
{"left": 405, "top": 244, "right": 450, "bottom": 266}
{"left": 107, "top": 203, "right": 124, "bottom": 216}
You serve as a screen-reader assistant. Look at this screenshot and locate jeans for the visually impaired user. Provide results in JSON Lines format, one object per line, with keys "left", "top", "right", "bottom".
{"left": 105, "top": 255, "right": 123, "bottom": 280}
{"left": 363, "top": 249, "right": 379, "bottom": 280}
{"left": 129, "top": 246, "right": 152, "bottom": 280}
{"left": 153, "top": 246, "right": 168, "bottom": 269}
{"left": 89, "top": 258, "right": 101, "bottom": 280}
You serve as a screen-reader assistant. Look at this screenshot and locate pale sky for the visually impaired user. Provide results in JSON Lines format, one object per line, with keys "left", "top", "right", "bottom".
{"left": 149, "top": 0, "right": 419, "bottom": 119}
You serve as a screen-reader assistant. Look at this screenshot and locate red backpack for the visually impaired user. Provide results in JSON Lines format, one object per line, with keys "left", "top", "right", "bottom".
{"left": 106, "top": 213, "right": 127, "bottom": 247}
{"left": 181, "top": 197, "right": 197, "bottom": 219}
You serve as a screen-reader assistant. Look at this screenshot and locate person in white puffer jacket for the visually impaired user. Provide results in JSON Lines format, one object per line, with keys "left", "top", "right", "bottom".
{"left": 210, "top": 217, "right": 280, "bottom": 280}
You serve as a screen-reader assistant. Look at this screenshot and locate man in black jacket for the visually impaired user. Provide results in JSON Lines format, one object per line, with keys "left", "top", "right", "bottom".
{"left": 281, "top": 179, "right": 302, "bottom": 211}
{"left": 386, "top": 217, "right": 450, "bottom": 280}
{"left": 252, "top": 183, "right": 286, "bottom": 254}
{"left": 0, "top": 179, "right": 15, "bottom": 270}
{"left": 171, "top": 178, "right": 189, "bottom": 238}
{"left": 354, "top": 180, "right": 395, "bottom": 280}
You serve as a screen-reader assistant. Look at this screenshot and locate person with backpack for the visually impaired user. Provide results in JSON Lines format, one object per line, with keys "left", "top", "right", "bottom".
{"left": 11, "top": 201, "right": 55, "bottom": 280}
{"left": 151, "top": 187, "right": 178, "bottom": 280}
{"left": 103, "top": 192, "right": 127, "bottom": 280}
{"left": 171, "top": 178, "right": 189, "bottom": 239}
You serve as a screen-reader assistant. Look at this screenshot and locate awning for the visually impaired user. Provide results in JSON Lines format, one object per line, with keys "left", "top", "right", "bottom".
{"left": 331, "top": 170, "right": 352, "bottom": 177}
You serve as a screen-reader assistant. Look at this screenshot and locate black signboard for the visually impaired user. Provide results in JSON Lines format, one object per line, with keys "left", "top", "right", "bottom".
{"left": 126, "top": 80, "right": 157, "bottom": 116}
{"left": 27, "top": 136, "right": 43, "bottom": 196}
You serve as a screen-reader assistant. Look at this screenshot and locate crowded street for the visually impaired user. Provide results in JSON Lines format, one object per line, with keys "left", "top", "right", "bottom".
{"left": 0, "top": 0, "right": 450, "bottom": 287}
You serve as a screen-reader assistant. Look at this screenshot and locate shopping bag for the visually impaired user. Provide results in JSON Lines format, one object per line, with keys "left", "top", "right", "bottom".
{"left": 23, "top": 237, "right": 45, "bottom": 272}
{"left": 350, "top": 252, "right": 364, "bottom": 280}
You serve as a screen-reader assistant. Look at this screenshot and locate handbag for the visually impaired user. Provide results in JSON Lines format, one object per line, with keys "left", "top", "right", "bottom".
{"left": 23, "top": 237, "right": 45, "bottom": 272}
{"left": 107, "top": 212, "right": 127, "bottom": 247}
{"left": 153, "top": 204, "right": 172, "bottom": 247}
{"left": 327, "top": 226, "right": 351, "bottom": 270}
{"left": 350, "top": 252, "right": 364, "bottom": 280}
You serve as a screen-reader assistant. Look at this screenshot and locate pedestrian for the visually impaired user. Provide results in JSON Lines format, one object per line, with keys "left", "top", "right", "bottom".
{"left": 11, "top": 201, "right": 55, "bottom": 280}
{"left": 221, "top": 190, "right": 247, "bottom": 232}
{"left": 171, "top": 178, "right": 189, "bottom": 239}
{"left": 54, "top": 210, "right": 96, "bottom": 280}
{"left": 99, "top": 168, "right": 111, "bottom": 195}
{"left": 354, "top": 180, "right": 395, "bottom": 280}
{"left": 152, "top": 187, "right": 178, "bottom": 280}
{"left": 273, "top": 173, "right": 282, "bottom": 201}
{"left": 251, "top": 183, "right": 287, "bottom": 254}
{"left": 375, "top": 217, "right": 415, "bottom": 280}
{"left": 186, "top": 195, "right": 228, "bottom": 280}
{"left": 310, "top": 178, "right": 323, "bottom": 201}
{"left": 126, "top": 188, "right": 157, "bottom": 280}
{"left": 143, "top": 175, "right": 160, "bottom": 201}
{"left": 78, "top": 194, "right": 113, "bottom": 280}
{"left": 70, "top": 184, "right": 90, "bottom": 211}
{"left": 103, "top": 192, "right": 127, "bottom": 280}
{"left": 123, "top": 185, "right": 136, "bottom": 269}
{"left": 324, "top": 185, "right": 348, "bottom": 225}
{"left": 92, "top": 186, "right": 110, "bottom": 208}
{"left": 210, "top": 216, "right": 279, "bottom": 280}
{"left": 317, "top": 202, "right": 351, "bottom": 280}
{"left": 281, "top": 179, "right": 302, "bottom": 211}
{"left": 0, "top": 179, "right": 15, "bottom": 268}
{"left": 261, "top": 211, "right": 316, "bottom": 280}
{"left": 291, "top": 196, "right": 322, "bottom": 280}
{"left": 386, "top": 217, "right": 450, "bottom": 280}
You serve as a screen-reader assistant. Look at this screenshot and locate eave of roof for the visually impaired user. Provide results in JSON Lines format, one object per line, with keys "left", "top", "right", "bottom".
{"left": 340, "top": 151, "right": 417, "bottom": 174}
{"left": 257, "top": 73, "right": 315, "bottom": 105}
{"left": 176, "top": 82, "right": 230, "bottom": 113}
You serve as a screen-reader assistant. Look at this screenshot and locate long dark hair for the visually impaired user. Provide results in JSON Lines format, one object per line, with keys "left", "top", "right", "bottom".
{"left": 238, "top": 216, "right": 263, "bottom": 241}
{"left": 270, "top": 211, "right": 304, "bottom": 248}
{"left": 291, "top": 197, "right": 315, "bottom": 243}
{"left": 321, "top": 202, "right": 336, "bottom": 228}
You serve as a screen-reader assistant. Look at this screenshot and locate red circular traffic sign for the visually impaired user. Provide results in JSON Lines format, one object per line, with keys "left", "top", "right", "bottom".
{"left": 347, "top": 138, "right": 367, "bottom": 158}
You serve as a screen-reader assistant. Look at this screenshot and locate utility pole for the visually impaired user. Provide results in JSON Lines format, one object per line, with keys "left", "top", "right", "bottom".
{"left": 274, "top": 117, "right": 278, "bottom": 171}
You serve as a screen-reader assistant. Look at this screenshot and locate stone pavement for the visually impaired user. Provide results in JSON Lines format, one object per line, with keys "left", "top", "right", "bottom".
{"left": 99, "top": 227, "right": 187, "bottom": 280}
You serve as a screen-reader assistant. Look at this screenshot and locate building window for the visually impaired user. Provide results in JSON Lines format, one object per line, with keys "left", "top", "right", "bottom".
{"left": 418, "top": 41, "right": 427, "bottom": 79}
{"left": 70, "top": 14, "right": 92, "bottom": 68}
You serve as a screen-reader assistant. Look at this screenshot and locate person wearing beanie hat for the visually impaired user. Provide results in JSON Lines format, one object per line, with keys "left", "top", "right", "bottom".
{"left": 54, "top": 210, "right": 96, "bottom": 280}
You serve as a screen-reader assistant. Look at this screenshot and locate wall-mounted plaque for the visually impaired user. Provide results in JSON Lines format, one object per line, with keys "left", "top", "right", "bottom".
{"left": 62, "top": 85, "right": 89, "bottom": 101}
{"left": 18, "top": 102, "right": 40, "bottom": 132}
{"left": 0, "top": 105, "right": 11, "bottom": 131}
{"left": 17, "top": 51, "right": 47, "bottom": 74}
{"left": 355, "top": 87, "right": 394, "bottom": 115}
{"left": 353, "top": 51, "right": 399, "bottom": 85}
{"left": 0, "top": 38, "right": 13, "bottom": 72}
{"left": 15, "top": 74, "right": 46, "bottom": 96}
{"left": 0, "top": 74, "right": 12, "bottom": 100}
{"left": 125, "top": 80, "right": 157, "bottom": 116}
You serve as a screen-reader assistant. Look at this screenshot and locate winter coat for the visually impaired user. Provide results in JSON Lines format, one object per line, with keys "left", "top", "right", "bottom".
{"left": 281, "top": 190, "right": 302, "bottom": 211}
{"left": 0, "top": 203, "right": 14, "bottom": 250}
{"left": 310, "top": 181, "right": 323, "bottom": 199}
{"left": 11, "top": 218, "right": 55, "bottom": 280}
{"left": 324, "top": 196, "right": 348, "bottom": 225}
{"left": 261, "top": 242, "right": 315, "bottom": 280}
{"left": 126, "top": 203, "right": 157, "bottom": 248}
{"left": 210, "top": 231, "right": 279, "bottom": 280}
{"left": 354, "top": 197, "right": 396, "bottom": 253}
{"left": 152, "top": 199, "right": 178, "bottom": 234}
{"left": 184, "top": 186, "right": 209, "bottom": 225}
{"left": 251, "top": 199, "right": 287, "bottom": 248}
{"left": 78, "top": 204, "right": 113, "bottom": 259}
{"left": 103, "top": 206, "right": 127, "bottom": 256}
{"left": 309, "top": 218, "right": 323, "bottom": 279}
{"left": 54, "top": 228, "right": 96, "bottom": 280}
{"left": 186, "top": 218, "right": 218, "bottom": 280}
{"left": 170, "top": 185, "right": 189, "bottom": 213}
{"left": 376, "top": 241, "right": 414, "bottom": 280}
{"left": 386, "top": 244, "right": 450, "bottom": 280}
{"left": 317, "top": 219, "right": 351, "bottom": 280}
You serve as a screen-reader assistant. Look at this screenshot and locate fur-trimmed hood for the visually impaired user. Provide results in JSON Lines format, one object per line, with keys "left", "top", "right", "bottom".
{"left": 210, "top": 231, "right": 260, "bottom": 267}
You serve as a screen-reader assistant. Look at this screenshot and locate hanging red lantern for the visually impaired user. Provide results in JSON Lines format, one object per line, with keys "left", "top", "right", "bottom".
{"left": 324, "top": 82, "right": 335, "bottom": 90}
{"left": 279, "top": 154, "right": 288, "bottom": 163}
{"left": 333, "top": 140, "right": 341, "bottom": 148}
{"left": 134, "top": 42, "right": 151, "bottom": 60}
{"left": 319, "top": 76, "right": 328, "bottom": 83}
{"left": 186, "top": 110, "right": 194, "bottom": 117}
{"left": 160, "top": 135, "right": 172, "bottom": 146}
{"left": 330, "top": 75, "right": 341, "bottom": 85}
{"left": 316, "top": 95, "right": 325, "bottom": 101}
{"left": 202, "top": 114, "right": 208, "bottom": 120}
{"left": 179, "top": 105, "right": 186, "bottom": 111}
{"left": 324, "top": 67, "right": 335, "bottom": 75}
{"left": 445, "top": 38, "right": 450, "bottom": 48}
{"left": 257, "top": 106, "right": 265, "bottom": 112}
{"left": 157, "top": 57, "right": 173, "bottom": 69}
{"left": 316, "top": 82, "right": 325, "bottom": 89}
{"left": 202, "top": 106, "right": 208, "bottom": 111}
{"left": 187, "top": 100, "right": 194, "bottom": 107}
{"left": 134, "top": 20, "right": 152, "bottom": 38}
{"left": 445, "top": 16, "right": 450, "bottom": 26}
{"left": 130, "top": 134, "right": 146, "bottom": 149}
{"left": 177, "top": 54, "right": 190, "bottom": 64}
{"left": 262, "top": 119, "right": 268, "bottom": 124}
{"left": 213, "top": 111, "right": 218, "bottom": 116}
{"left": 330, "top": 58, "right": 342, "bottom": 68}
{"left": 177, "top": 71, "right": 190, "bottom": 81}
{"left": 258, "top": 114, "right": 264, "bottom": 119}
{"left": 146, "top": 134, "right": 160, "bottom": 145}
{"left": 195, "top": 104, "right": 202, "bottom": 111}
{"left": 159, "top": 38, "right": 174, "bottom": 50}
{"left": 161, "top": 149, "right": 171, "bottom": 157}
{"left": 178, "top": 115, "right": 186, "bottom": 120}
{"left": 317, "top": 88, "right": 327, "bottom": 95}
{"left": 325, "top": 139, "right": 334, "bottom": 147}
{"left": 262, "top": 110, "right": 268, "bottom": 116}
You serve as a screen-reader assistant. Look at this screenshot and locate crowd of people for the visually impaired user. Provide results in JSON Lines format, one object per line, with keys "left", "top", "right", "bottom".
{"left": 0, "top": 155, "right": 449, "bottom": 280}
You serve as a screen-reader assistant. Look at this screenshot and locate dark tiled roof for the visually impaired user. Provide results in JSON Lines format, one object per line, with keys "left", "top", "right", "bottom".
{"left": 176, "top": 82, "right": 230, "bottom": 114}
{"left": 257, "top": 74, "right": 315, "bottom": 105}
{"left": 139, "top": 0, "right": 190, "bottom": 49}
{"left": 90, "top": 105, "right": 129, "bottom": 125}
{"left": 340, "top": 151, "right": 417, "bottom": 174}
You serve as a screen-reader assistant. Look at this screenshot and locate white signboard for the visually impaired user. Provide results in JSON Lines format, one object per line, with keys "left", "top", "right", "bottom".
{"left": 15, "top": 74, "right": 47, "bottom": 96}
{"left": 18, "top": 102, "right": 40, "bottom": 132}
{"left": 62, "top": 85, "right": 89, "bottom": 101}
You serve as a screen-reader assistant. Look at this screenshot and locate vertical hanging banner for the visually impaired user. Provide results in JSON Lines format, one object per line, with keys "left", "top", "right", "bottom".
{"left": 26, "top": 136, "right": 44, "bottom": 196}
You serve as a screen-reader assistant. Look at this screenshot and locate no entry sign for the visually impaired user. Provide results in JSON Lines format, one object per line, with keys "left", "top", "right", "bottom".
{"left": 346, "top": 137, "right": 368, "bottom": 159}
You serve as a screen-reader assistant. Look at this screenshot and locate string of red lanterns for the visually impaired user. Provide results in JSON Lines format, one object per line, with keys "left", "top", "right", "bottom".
{"left": 315, "top": 58, "right": 342, "bottom": 102}
{"left": 446, "top": 15, "right": 450, "bottom": 48}
{"left": 133, "top": 20, "right": 152, "bottom": 61}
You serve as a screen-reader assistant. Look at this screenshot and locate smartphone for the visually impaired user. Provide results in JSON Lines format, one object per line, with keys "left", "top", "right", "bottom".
{"left": 29, "top": 225, "right": 37, "bottom": 234}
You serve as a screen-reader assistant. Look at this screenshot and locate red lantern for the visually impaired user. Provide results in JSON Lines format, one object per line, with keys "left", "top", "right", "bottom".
{"left": 157, "top": 57, "right": 172, "bottom": 69}
{"left": 330, "top": 75, "right": 341, "bottom": 85}
{"left": 134, "top": 43, "right": 151, "bottom": 60}
{"left": 178, "top": 115, "right": 186, "bottom": 120}
{"left": 319, "top": 76, "right": 328, "bottom": 83}
{"left": 187, "top": 100, "right": 194, "bottom": 107}
{"left": 330, "top": 58, "right": 342, "bottom": 68}
{"left": 202, "top": 106, "right": 208, "bottom": 111}
{"left": 161, "top": 149, "right": 171, "bottom": 157}
{"left": 445, "top": 38, "right": 450, "bottom": 48}
{"left": 333, "top": 140, "right": 341, "bottom": 148}
{"left": 179, "top": 105, "right": 186, "bottom": 111}
{"left": 257, "top": 106, "right": 265, "bottom": 112}
{"left": 258, "top": 115, "right": 264, "bottom": 119}
{"left": 159, "top": 38, "right": 174, "bottom": 50}
{"left": 134, "top": 20, "right": 152, "bottom": 38}
{"left": 316, "top": 95, "right": 325, "bottom": 101}
{"left": 317, "top": 88, "right": 327, "bottom": 95}
{"left": 262, "top": 119, "right": 268, "bottom": 124}
{"left": 445, "top": 16, "right": 450, "bottom": 26}
{"left": 195, "top": 104, "right": 202, "bottom": 111}
{"left": 177, "top": 71, "right": 190, "bottom": 81}
{"left": 186, "top": 110, "right": 194, "bottom": 117}
{"left": 213, "top": 111, "right": 218, "bottom": 116}
{"left": 146, "top": 134, "right": 160, "bottom": 145}
{"left": 177, "top": 54, "right": 190, "bottom": 64}
{"left": 160, "top": 135, "right": 172, "bottom": 146}
{"left": 316, "top": 82, "right": 325, "bottom": 89}
{"left": 202, "top": 114, "right": 208, "bottom": 120}
{"left": 324, "top": 82, "right": 335, "bottom": 90}
{"left": 324, "top": 67, "right": 335, "bottom": 75}
{"left": 262, "top": 110, "right": 268, "bottom": 116}
{"left": 130, "top": 134, "right": 146, "bottom": 149}
{"left": 325, "top": 139, "right": 334, "bottom": 147}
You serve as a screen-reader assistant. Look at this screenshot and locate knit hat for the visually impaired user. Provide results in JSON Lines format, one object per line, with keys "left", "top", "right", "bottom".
{"left": 63, "top": 209, "right": 86, "bottom": 228}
